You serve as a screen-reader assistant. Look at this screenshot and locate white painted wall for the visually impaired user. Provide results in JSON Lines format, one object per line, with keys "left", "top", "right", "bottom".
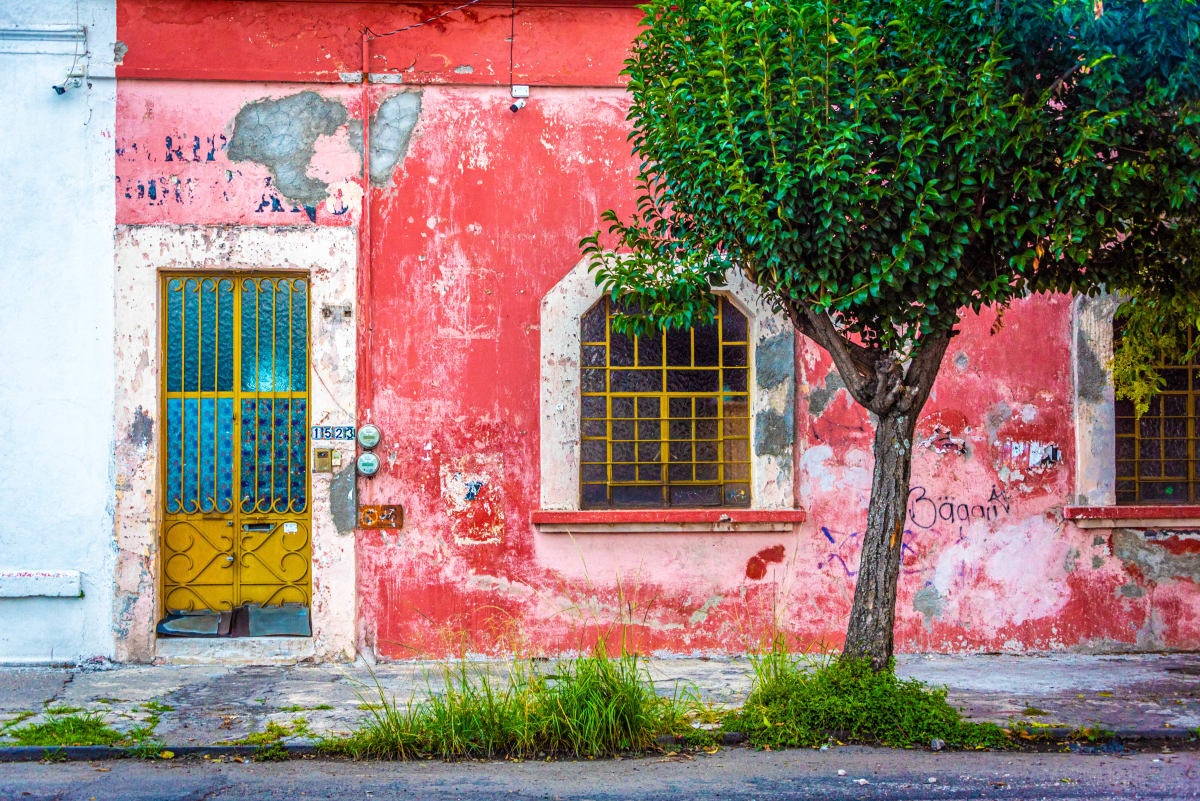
{"left": 0, "top": 0, "right": 117, "bottom": 663}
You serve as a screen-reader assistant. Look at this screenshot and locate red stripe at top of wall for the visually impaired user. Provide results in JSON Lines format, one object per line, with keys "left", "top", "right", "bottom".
{"left": 117, "top": 0, "right": 643, "bottom": 85}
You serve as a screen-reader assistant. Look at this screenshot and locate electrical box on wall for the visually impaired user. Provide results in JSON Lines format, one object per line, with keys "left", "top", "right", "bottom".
{"left": 313, "top": 448, "right": 333, "bottom": 473}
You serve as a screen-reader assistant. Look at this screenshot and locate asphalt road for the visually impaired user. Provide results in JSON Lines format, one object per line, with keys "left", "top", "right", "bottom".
{"left": 1, "top": 747, "right": 1197, "bottom": 801}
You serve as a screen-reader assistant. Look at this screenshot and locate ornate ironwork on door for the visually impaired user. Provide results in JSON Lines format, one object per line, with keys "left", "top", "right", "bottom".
{"left": 161, "top": 275, "right": 311, "bottom": 613}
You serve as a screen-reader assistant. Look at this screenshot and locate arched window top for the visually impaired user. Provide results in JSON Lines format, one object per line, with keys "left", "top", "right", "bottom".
{"left": 579, "top": 296, "right": 752, "bottom": 508}
{"left": 538, "top": 256, "right": 795, "bottom": 514}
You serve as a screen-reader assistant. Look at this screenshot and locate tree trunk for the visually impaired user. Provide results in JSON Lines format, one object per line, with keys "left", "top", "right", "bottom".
{"left": 841, "top": 409, "right": 918, "bottom": 672}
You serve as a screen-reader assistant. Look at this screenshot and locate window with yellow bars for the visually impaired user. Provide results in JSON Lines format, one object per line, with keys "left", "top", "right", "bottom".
{"left": 1114, "top": 322, "right": 1200, "bottom": 504}
{"left": 580, "top": 296, "right": 752, "bottom": 508}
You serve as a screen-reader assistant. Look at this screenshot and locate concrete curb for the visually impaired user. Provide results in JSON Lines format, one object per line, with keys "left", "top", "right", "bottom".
{"left": 0, "top": 744, "right": 322, "bottom": 763}
{"left": 0, "top": 728, "right": 1193, "bottom": 762}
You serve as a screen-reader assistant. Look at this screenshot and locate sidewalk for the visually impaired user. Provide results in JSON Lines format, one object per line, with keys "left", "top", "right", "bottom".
{"left": 1, "top": 653, "right": 1197, "bottom": 755}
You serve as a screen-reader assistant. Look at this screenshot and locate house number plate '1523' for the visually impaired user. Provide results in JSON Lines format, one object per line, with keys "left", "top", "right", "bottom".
{"left": 358, "top": 505, "right": 404, "bottom": 530}
{"left": 312, "top": 425, "right": 355, "bottom": 441}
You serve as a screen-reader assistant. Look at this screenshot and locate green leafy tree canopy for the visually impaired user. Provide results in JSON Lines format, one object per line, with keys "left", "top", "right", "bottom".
{"left": 584, "top": 0, "right": 1200, "bottom": 669}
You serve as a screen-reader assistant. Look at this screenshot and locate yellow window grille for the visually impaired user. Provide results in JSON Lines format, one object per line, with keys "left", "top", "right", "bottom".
{"left": 1114, "top": 322, "right": 1198, "bottom": 504}
{"left": 580, "top": 296, "right": 752, "bottom": 508}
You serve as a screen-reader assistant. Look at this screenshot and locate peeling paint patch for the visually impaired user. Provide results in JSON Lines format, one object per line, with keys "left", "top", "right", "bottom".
{"left": 754, "top": 408, "right": 793, "bottom": 459}
{"left": 688, "top": 594, "right": 724, "bottom": 625}
{"left": 350, "top": 92, "right": 422, "bottom": 186}
{"left": 1063, "top": 547, "right": 1080, "bottom": 574}
{"left": 1118, "top": 583, "right": 1146, "bottom": 598}
{"left": 913, "top": 584, "right": 944, "bottom": 629}
{"left": 113, "top": 41, "right": 128, "bottom": 65}
{"left": 127, "top": 405, "right": 153, "bottom": 448}
{"left": 454, "top": 65, "right": 475, "bottom": 74}
{"left": 227, "top": 92, "right": 348, "bottom": 205}
{"left": 755, "top": 331, "right": 792, "bottom": 391}
{"left": 808, "top": 367, "right": 846, "bottom": 416}
{"left": 330, "top": 463, "right": 357, "bottom": 534}
{"left": 1112, "top": 529, "right": 1200, "bottom": 584}
{"left": 442, "top": 461, "right": 504, "bottom": 545}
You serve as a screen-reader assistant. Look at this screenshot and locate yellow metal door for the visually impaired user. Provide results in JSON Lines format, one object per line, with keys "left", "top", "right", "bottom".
{"left": 161, "top": 275, "right": 311, "bottom": 613}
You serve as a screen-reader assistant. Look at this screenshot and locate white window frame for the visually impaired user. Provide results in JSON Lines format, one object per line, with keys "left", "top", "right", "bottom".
{"left": 538, "top": 256, "right": 796, "bottom": 514}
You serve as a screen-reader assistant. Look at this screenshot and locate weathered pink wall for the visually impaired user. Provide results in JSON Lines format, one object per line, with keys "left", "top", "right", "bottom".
{"left": 115, "top": 0, "right": 1200, "bottom": 660}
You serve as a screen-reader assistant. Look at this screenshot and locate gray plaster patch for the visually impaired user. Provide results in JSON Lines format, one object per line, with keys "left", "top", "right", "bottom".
{"left": 807, "top": 367, "right": 846, "bottom": 417}
{"left": 1063, "top": 548, "right": 1080, "bottom": 574}
{"left": 1118, "top": 583, "right": 1146, "bottom": 598}
{"left": 754, "top": 408, "right": 793, "bottom": 458}
{"left": 349, "top": 92, "right": 422, "bottom": 186}
{"left": 984, "top": 402, "right": 1013, "bottom": 441}
{"left": 1076, "top": 327, "right": 1106, "bottom": 403}
{"left": 227, "top": 91, "right": 348, "bottom": 205}
{"left": 113, "top": 41, "right": 128, "bottom": 65}
{"left": 1112, "top": 529, "right": 1200, "bottom": 584}
{"left": 913, "top": 584, "right": 944, "bottom": 629}
{"left": 454, "top": 65, "right": 475, "bottom": 74}
{"left": 127, "top": 405, "right": 153, "bottom": 447}
{"left": 1092, "top": 555, "right": 1104, "bottom": 570}
{"left": 330, "top": 463, "right": 357, "bottom": 535}
{"left": 953, "top": 351, "right": 969, "bottom": 370}
{"left": 755, "top": 331, "right": 793, "bottom": 391}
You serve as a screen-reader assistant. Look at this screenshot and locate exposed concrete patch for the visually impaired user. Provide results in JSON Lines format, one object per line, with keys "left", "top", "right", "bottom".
{"left": 953, "top": 351, "right": 969, "bottom": 370}
{"left": 227, "top": 92, "right": 348, "bottom": 205}
{"left": 349, "top": 91, "right": 422, "bottom": 186}
{"left": 1118, "top": 583, "right": 1146, "bottom": 598}
{"left": 1112, "top": 529, "right": 1200, "bottom": 584}
{"left": 126, "top": 405, "right": 153, "bottom": 448}
{"left": 913, "top": 584, "right": 944, "bottom": 630}
{"left": 807, "top": 367, "right": 846, "bottom": 417}
{"left": 330, "top": 464, "right": 357, "bottom": 535}
{"left": 113, "top": 41, "right": 127, "bottom": 65}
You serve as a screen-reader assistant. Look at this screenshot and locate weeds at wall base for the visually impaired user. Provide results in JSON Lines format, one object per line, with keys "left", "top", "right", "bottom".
{"left": 319, "top": 650, "right": 705, "bottom": 761}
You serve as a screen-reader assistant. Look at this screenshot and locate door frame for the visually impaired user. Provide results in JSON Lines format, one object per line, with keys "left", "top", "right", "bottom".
{"left": 114, "top": 225, "right": 359, "bottom": 662}
{"left": 158, "top": 271, "right": 314, "bottom": 614}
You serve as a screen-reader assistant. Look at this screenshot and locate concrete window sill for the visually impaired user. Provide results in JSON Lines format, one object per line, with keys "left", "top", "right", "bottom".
{"left": 531, "top": 509, "right": 806, "bottom": 534}
{"left": 1064, "top": 505, "right": 1200, "bottom": 529}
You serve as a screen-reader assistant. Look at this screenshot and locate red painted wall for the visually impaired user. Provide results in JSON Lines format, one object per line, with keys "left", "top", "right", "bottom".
{"left": 117, "top": 0, "right": 1200, "bottom": 658}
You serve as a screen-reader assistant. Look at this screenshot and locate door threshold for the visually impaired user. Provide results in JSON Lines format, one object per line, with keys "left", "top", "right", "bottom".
{"left": 155, "top": 635, "right": 315, "bottom": 665}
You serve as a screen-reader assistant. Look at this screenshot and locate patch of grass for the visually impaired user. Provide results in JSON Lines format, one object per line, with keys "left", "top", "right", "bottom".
{"left": 43, "top": 705, "right": 85, "bottom": 715}
{"left": 140, "top": 701, "right": 175, "bottom": 713}
{"left": 94, "top": 698, "right": 123, "bottom": 705}
{"left": 356, "top": 703, "right": 383, "bottom": 711}
{"left": 1, "top": 710, "right": 35, "bottom": 731}
{"left": 8, "top": 713, "right": 125, "bottom": 747}
{"left": 723, "top": 639, "right": 1011, "bottom": 750}
{"left": 1022, "top": 706, "right": 1049, "bottom": 717}
{"left": 231, "top": 718, "right": 313, "bottom": 747}
{"left": 324, "top": 649, "right": 696, "bottom": 760}
{"left": 279, "top": 704, "right": 334, "bottom": 712}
